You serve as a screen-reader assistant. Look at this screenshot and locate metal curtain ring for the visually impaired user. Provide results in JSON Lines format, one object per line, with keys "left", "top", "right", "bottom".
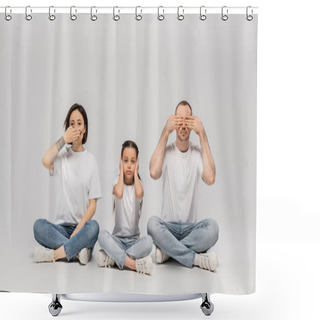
{"left": 5, "top": 6, "right": 12, "bottom": 21}
{"left": 177, "top": 6, "right": 184, "bottom": 21}
{"left": 49, "top": 6, "right": 56, "bottom": 21}
{"left": 246, "top": 6, "right": 253, "bottom": 21}
{"left": 157, "top": 6, "right": 164, "bottom": 21}
{"left": 113, "top": 6, "right": 120, "bottom": 21}
{"left": 135, "top": 6, "right": 142, "bottom": 21}
{"left": 91, "top": 6, "right": 98, "bottom": 21}
{"left": 70, "top": 6, "right": 77, "bottom": 21}
{"left": 221, "top": 6, "right": 228, "bottom": 21}
{"left": 200, "top": 6, "right": 207, "bottom": 21}
{"left": 25, "top": 6, "right": 32, "bottom": 21}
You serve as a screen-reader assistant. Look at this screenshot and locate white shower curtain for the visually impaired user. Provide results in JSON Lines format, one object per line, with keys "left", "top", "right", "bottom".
{"left": 0, "top": 9, "right": 257, "bottom": 294}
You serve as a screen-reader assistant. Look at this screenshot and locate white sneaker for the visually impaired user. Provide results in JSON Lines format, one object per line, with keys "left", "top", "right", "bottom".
{"left": 136, "top": 256, "right": 153, "bottom": 275}
{"left": 78, "top": 248, "right": 91, "bottom": 265}
{"left": 197, "top": 251, "right": 218, "bottom": 272}
{"left": 96, "top": 249, "right": 115, "bottom": 268}
{"left": 155, "top": 246, "right": 170, "bottom": 264}
{"left": 33, "top": 246, "right": 54, "bottom": 263}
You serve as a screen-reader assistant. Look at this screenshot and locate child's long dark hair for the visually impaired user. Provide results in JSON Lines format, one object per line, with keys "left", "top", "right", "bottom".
{"left": 121, "top": 140, "right": 141, "bottom": 181}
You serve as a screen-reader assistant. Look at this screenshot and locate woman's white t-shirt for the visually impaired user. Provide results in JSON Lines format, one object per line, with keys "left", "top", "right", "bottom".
{"left": 161, "top": 141, "right": 203, "bottom": 223}
{"left": 50, "top": 145, "right": 102, "bottom": 225}
{"left": 112, "top": 177, "right": 142, "bottom": 239}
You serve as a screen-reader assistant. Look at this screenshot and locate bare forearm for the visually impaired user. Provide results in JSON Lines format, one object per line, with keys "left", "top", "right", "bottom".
{"left": 114, "top": 174, "right": 124, "bottom": 199}
{"left": 199, "top": 130, "right": 216, "bottom": 185}
{"left": 150, "top": 127, "right": 169, "bottom": 179}
{"left": 71, "top": 200, "right": 97, "bottom": 237}
{"left": 42, "top": 142, "right": 60, "bottom": 170}
{"left": 134, "top": 172, "right": 144, "bottom": 199}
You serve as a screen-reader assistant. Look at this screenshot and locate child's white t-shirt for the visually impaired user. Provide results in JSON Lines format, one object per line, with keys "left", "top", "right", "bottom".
{"left": 161, "top": 141, "right": 203, "bottom": 223}
{"left": 50, "top": 145, "right": 102, "bottom": 225}
{"left": 112, "top": 177, "right": 142, "bottom": 239}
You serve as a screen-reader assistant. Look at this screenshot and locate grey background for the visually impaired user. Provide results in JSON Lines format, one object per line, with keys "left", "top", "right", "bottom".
{"left": 0, "top": 13, "right": 257, "bottom": 294}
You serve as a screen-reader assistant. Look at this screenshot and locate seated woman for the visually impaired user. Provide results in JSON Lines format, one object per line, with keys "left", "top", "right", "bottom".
{"left": 33, "top": 103, "right": 101, "bottom": 265}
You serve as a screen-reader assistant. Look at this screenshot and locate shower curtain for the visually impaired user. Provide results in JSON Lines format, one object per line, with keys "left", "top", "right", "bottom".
{"left": 0, "top": 7, "right": 257, "bottom": 295}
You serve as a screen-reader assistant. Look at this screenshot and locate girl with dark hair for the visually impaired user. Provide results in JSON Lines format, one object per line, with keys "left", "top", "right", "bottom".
{"left": 96, "top": 140, "right": 153, "bottom": 275}
{"left": 33, "top": 103, "right": 101, "bottom": 265}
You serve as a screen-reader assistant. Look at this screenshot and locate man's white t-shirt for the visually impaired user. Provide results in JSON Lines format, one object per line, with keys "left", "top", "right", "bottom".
{"left": 50, "top": 145, "right": 102, "bottom": 225}
{"left": 112, "top": 177, "right": 142, "bottom": 239}
{"left": 161, "top": 141, "right": 203, "bottom": 223}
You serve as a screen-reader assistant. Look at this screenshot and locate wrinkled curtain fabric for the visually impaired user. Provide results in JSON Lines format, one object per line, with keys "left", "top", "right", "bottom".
{"left": 0, "top": 13, "right": 257, "bottom": 294}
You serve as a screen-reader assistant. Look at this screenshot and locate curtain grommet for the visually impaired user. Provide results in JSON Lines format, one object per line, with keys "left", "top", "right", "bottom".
{"left": 70, "top": 6, "right": 77, "bottom": 21}
{"left": 49, "top": 6, "right": 56, "bottom": 21}
{"left": 177, "top": 6, "right": 184, "bottom": 21}
{"left": 221, "top": 6, "right": 228, "bottom": 21}
{"left": 25, "top": 6, "right": 32, "bottom": 21}
{"left": 113, "top": 6, "right": 120, "bottom": 21}
{"left": 90, "top": 6, "right": 98, "bottom": 21}
{"left": 4, "top": 6, "right": 12, "bottom": 21}
{"left": 200, "top": 6, "right": 207, "bottom": 21}
{"left": 246, "top": 6, "right": 254, "bottom": 21}
{"left": 135, "top": 6, "right": 142, "bottom": 21}
{"left": 157, "top": 6, "right": 165, "bottom": 21}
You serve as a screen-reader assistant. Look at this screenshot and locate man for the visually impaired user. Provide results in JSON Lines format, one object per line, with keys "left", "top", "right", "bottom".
{"left": 147, "top": 100, "right": 219, "bottom": 271}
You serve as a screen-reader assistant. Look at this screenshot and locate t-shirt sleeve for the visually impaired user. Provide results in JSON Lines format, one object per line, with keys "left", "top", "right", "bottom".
{"left": 196, "top": 146, "right": 204, "bottom": 177}
{"left": 49, "top": 147, "right": 65, "bottom": 177}
{"left": 88, "top": 158, "right": 102, "bottom": 200}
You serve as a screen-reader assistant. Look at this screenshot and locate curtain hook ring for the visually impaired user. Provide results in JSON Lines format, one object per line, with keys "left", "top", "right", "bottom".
{"left": 91, "top": 6, "right": 98, "bottom": 21}
{"left": 113, "top": 6, "right": 120, "bottom": 21}
{"left": 200, "top": 6, "right": 207, "bottom": 21}
{"left": 25, "top": 6, "right": 32, "bottom": 21}
{"left": 157, "top": 6, "right": 164, "bottom": 21}
{"left": 5, "top": 6, "right": 12, "bottom": 21}
{"left": 246, "top": 6, "right": 253, "bottom": 21}
{"left": 221, "top": 6, "right": 228, "bottom": 21}
{"left": 70, "top": 6, "right": 77, "bottom": 21}
{"left": 177, "top": 6, "right": 184, "bottom": 21}
{"left": 135, "top": 6, "right": 142, "bottom": 21}
{"left": 49, "top": 6, "right": 56, "bottom": 21}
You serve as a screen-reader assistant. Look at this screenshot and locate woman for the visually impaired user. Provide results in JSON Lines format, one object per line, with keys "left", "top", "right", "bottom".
{"left": 33, "top": 103, "right": 101, "bottom": 265}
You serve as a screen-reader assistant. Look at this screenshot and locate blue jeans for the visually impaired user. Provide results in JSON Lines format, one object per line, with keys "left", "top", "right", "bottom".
{"left": 98, "top": 230, "right": 153, "bottom": 269}
{"left": 33, "top": 218, "right": 99, "bottom": 261}
{"left": 147, "top": 216, "right": 219, "bottom": 268}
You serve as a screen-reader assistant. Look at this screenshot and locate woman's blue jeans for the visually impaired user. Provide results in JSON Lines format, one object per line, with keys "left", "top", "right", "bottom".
{"left": 33, "top": 218, "right": 99, "bottom": 261}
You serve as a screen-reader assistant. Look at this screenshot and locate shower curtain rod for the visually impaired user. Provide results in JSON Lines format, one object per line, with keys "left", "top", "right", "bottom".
{"left": 0, "top": 6, "right": 258, "bottom": 14}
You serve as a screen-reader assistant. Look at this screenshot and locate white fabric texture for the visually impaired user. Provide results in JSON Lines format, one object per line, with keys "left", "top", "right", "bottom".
{"left": 50, "top": 145, "right": 102, "bottom": 225}
{"left": 112, "top": 177, "right": 142, "bottom": 238}
{"left": 161, "top": 141, "right": 203, "bottom": 223}
{"left": 0, "top": 13, "right": 257, "bottom": 294}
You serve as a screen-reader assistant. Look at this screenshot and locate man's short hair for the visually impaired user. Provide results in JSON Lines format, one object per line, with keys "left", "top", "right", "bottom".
{"left": 175, "top": 100, "right": 192, "bottom": 115}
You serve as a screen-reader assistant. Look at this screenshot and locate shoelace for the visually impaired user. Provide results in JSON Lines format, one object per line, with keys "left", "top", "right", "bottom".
{"left": 136, "top": 260, "right": 147, "bottom": 275}
{"left": 200, "top": 254, "right": 210, "bottom": 270}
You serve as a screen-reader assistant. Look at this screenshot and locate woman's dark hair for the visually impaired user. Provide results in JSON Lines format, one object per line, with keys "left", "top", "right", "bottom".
{"left": 64, "top": 103, "right": 88, "bottom": 145}
{"left": 121, "top": 140, "right": 141, "bottom": 181}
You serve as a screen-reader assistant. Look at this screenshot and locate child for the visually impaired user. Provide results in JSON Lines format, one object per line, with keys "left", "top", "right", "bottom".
{"left": 96, "top": 140, "right": 153, "bottom": 275}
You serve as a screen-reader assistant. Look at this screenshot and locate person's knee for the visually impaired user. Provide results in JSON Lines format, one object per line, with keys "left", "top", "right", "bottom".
{"left": 145, "top": 235, "right": 154, "bottom": 252}
{"left": 98, "top": 229, "right": 111, "bottom": 245}
{"left": 206, "top": 218, "right": 219, "bottom": 246}
{"left": 147, "top": 216, "right": 162, "bottom": 236}
{"left": 86, "top": 219, "right": 100, "bottom": 239}
{"left": 33, "top": 218, "right": 47, "bottom": 238}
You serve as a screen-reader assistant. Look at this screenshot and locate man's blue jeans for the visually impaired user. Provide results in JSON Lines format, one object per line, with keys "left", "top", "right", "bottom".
{"left": 33, "top": 218, "right": 99, "bottom": 261}
{"left": 147, "top": 216, "right": 219, "bottom": 268}
{"left": 98, "top": 230, "right": 153, "bottom": 269}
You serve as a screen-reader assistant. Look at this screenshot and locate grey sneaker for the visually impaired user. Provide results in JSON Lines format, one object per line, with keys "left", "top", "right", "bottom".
{"left": 78, "top": 248, "right": 91, "bottom": 265}
{"left": 136, "top": 256, "right": 153, "bottom": 275}
{"left": 155, "top": 246, "right": 169, "bottom": 264}
{"left": 96, "top": 249, "right": 115, "bottom": 268}
{"left": 197, "top": 251, "right": 218, "bottom": 272}
{"left": 33, "top": 246, "right": 54, "bottom": 263}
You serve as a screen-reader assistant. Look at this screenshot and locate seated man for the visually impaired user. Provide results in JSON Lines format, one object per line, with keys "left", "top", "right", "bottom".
{"left": 147, "top": 100, "right": 219, "bottom": 271}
